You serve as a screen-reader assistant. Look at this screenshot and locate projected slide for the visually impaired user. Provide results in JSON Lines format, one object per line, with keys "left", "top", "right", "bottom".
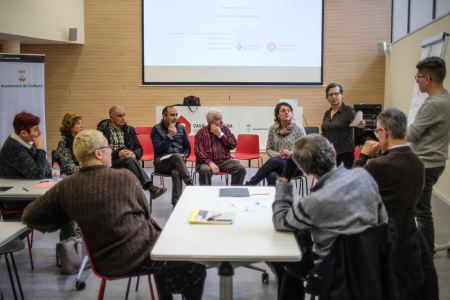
{"left": 143, "top": 0, "right": 323, "bottom": 85}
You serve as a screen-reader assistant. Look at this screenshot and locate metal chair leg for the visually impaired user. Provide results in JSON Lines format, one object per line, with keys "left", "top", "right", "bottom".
{"left": 10, "top": 252, "right": 24, "bottom": 300}
{"left": 4, "top": 254, "right": 18, "bottom": 300}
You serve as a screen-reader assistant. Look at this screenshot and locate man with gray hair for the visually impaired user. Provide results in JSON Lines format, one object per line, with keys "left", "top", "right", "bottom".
{"left": 354, "top": 107, "right": 438, "bottom": 299}
{"left": 23, "top": 130, "right": 206, "bottom": 300}
{"left": 97, "top": 106, "right": 166, "bottom": 199}
{"left": 194, "top": 108, "right": 246, "bottom": 185}
{"left": 271, "top": 134, "right": 387, "bottom": 299}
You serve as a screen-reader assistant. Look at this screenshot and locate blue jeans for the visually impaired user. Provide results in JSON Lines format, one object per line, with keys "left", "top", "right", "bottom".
{"left": 247, "top": 157, "right": 302, "bottom": 186}
{"left": 415, "top": 166, "right": 445, "bottom": 254}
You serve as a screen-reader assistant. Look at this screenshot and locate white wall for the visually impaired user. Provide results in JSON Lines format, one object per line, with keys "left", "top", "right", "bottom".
{"left": 0, "top": 0, "right": 84, "bottom": 44}
{"left": 385, "top": 13, "right": 450, "bottom": 203}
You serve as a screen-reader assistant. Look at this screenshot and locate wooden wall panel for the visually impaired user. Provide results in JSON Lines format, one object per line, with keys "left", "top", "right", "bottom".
{"left": 1, "top": 0, "right": 391, "bottom": 152}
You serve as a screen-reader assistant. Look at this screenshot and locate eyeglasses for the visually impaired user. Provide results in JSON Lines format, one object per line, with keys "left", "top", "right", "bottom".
{"left": 373, "top": 128, "right": 384, "bottom": 137}
{"left": 415, "top": 75, "right": 429, "bottom": 82}
{"left": 327, "top": 92, "right": 341, "bottom": 98}
{"left": 97, "top": 144, "right": 114, "bottom": 151}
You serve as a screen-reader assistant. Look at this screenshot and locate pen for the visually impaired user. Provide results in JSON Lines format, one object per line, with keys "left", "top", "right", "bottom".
{"left": 23, "top": 188, "right": 29, "bottom": 192}
{"left": 40, "top": 180, "right": 51, "bottom": 183}
{"left": 214, "top": 219, "right": 232, "bottom": 222}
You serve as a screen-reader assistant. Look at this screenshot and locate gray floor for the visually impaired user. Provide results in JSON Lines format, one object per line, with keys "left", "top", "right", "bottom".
{"left": 1, "top": 167, "right": 449, "bottom": 300}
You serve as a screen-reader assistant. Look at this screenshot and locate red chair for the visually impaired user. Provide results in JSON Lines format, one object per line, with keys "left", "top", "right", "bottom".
{"left": 137, "top": 134, "right": 154, "bottom": 168}
{"left": 0, "top": 205, "right": 35, "bottom": 270}
{"left": 186, "top": 135, "right": 196, "bottom": 174}
{"left": 135, "top": 127, "right": 152, "bottom": 136}
{"left": 354, "top": 147, "right": 363, "bottom": 160}
{"left": 79, "top": 229, "right": 160, "bottom": 300}
{"left": 232, "top": 134, "right": 264, "bottom": 168}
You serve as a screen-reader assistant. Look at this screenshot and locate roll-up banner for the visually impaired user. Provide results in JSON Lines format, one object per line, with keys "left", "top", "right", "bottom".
{"left": 0, "top": 54, "right": 46, "bottom": 150}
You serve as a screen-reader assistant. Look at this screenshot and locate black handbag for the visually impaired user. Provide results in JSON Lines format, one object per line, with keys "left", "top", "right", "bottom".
{"left": 183, "top": 95, "right": 201, "bottom": 112}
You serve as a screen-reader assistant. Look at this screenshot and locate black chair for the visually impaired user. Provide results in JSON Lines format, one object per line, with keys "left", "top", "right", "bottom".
{"left": 292, "top": 175, "right": 309, "bottom": 197}
{"left": 304, "top": 127, "right": 319, "bottom": 135}
{"left": 0, "top": 237, "right": 25, "bottom": 300}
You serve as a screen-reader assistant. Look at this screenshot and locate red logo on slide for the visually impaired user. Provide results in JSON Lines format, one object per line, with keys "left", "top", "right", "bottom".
{"left": 267, "top": 42, "right": 276, "bottom": 51}
{"left": 178, "top": 115, "right": 191, "bottom": 135}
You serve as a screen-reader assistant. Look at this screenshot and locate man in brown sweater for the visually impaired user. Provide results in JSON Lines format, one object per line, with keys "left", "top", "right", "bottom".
{"left": 353, "top": 108, "right": 438, "bottom": 299}
{"left": 22, "top": 130, "right": 206, "bottom": 300}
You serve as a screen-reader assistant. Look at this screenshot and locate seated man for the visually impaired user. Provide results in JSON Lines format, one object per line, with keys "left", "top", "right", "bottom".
{"left": 272, "top": 134, "right": 388, "bottom": 299}
{"left": 194, "top": 108, "right": 246, "bottom": 185}
{"left": 0, "top": 111, "right": 76, "bottom": 239}
{"left": 97, "top": 106, "right": 166, "bottom": 199}
{"left": 151, "top": 106, "right": 193, "bottom": 205}
{"left": 22, "top": 130, "right": 206, "bottom": 300}
{"left": 354, "top": 107, "right": 438, "bottom": 299}
{"left": 0, "top": 112, "right": 51, "bottom": 217}
{"left": 0, "top": 111, "right": 51, "bottom": 180}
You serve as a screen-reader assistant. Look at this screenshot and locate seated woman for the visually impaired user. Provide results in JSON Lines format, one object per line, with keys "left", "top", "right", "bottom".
{"left": 245, "top": 102, "right": 305, "bottom": 186}
{"left": 55, "top": 112, "right": 83, "bottom": 241}
{"left": 56, "top": 112, "right": 83, "bottom": 175}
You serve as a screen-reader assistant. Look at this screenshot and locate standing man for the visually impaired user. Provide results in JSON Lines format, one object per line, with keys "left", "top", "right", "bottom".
{"left": 97, "top": 106, "right": 166, "bottom": 199}
{"left": 151, "top": 106, "right": 193, "bottom": 206}
{"left": 194, "top": 108, "right": 246, "bottom": 185}
{"left": 407, "top": 57, "right": 450, "bottom": 256}
{"left": 354, "top": 108, "right": 438, "bottom": 299}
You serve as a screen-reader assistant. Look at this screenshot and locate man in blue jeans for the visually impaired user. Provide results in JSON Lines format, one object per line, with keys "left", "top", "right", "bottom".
{"left": 407, "top": 56, "right": 450, "bottom": 256}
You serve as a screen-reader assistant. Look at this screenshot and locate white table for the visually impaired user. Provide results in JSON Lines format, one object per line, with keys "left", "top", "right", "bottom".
{"left": 151, "top": 186, "right": 302, "bottom": 300}
{"left": 0, "top": 179, "right": 53, "bottom": 201}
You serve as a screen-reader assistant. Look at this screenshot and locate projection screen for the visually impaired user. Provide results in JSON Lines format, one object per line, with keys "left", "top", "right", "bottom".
{"left": 142, "top": 0, "right": 324, "bottom": 86}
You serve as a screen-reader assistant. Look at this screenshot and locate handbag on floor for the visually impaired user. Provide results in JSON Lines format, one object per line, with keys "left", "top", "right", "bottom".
{"left": 55, "top": 236, "right": 86, "bottom": 275}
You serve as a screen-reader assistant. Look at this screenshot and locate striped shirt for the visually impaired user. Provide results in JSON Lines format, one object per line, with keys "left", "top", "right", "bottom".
{"left": 194, "top": 125, "right": 237, "bottom": 165}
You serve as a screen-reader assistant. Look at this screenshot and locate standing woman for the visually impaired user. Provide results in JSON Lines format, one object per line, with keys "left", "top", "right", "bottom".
{"left": 245, "top": 102, "right": 306, "bottom": 186}
{"left": 321, "top": 83, "right": 365, "bottom": 169}
{"left": 56, "top": 112, "right": 83, "bottom": 175}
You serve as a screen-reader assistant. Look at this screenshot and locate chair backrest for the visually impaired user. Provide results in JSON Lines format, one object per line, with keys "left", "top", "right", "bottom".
{"left": 304, "top": 127, "right": 320, "bottom": 135}
{"left": 137, "top": 134, "right": 154, "bottom": 159}
{"left": 306, "top": 224, "right": 397, "bottom": 299}
{"left": 135, "top": 127, "right": 152, "bottom": 135}
{"left": 354, "top": 147, "right": 362, "bottom": 160}
{"left": 186, "top": 135, "right": 196, "bottom": 162}
{"left": 234, "top": 134, "right": 260, "bottom": 156}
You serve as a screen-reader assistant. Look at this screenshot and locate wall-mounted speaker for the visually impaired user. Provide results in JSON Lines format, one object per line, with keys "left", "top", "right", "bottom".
{"left": 69, "top": 28, "right": 77, "bottom": 42}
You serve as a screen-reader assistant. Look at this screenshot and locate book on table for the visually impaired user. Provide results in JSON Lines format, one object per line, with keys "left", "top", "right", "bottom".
{"left": 189, "top": 209, "right": 235, "bottom": 225}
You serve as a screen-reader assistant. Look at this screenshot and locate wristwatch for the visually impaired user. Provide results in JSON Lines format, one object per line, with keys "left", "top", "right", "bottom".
{"left": 219, "top": 132, "right": 224, "bottom": 138}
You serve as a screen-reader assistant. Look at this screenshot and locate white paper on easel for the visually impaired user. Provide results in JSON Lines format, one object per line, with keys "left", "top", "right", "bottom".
{"left": 350, "top": 111, "right": 363, "bottom": 127}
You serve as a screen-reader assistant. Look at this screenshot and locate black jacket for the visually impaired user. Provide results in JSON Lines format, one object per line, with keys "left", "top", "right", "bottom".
{"left": 96, "top": 119, "right": 143, "bottom": 161}
{"left": 388, "top": 208, "right": 439, "bottom": 300}
{"left": 306, "top": 224, "right": 398, "bottom": 300}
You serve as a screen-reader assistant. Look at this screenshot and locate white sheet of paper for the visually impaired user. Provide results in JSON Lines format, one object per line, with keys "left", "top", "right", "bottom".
{"left": 350, "top": 111, "right": 363, "bottom": 127}
{"left": 226, "top": 196, "right": 272, "bottom": 212}
{"left": 248, "top": 187, "right": 270, "bottom": 195}
{"left": 160, "top": 154, "right": 173, "bottom": 160}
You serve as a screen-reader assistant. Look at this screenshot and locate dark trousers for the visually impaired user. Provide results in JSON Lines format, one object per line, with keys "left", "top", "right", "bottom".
{"left": 336, "top": 151, "right": 354, "bottom": 169}
{"left": 415, "top": 166, "right": 445, "bottom": 254}
{"left": 248, "top": 157, "right": 302, "bottom": 186}
{"left": 154, "top": 154, "right": 191, "bottom": 204}
{"left": 112, "top": 157, "right": 151, "bottom": 188}
{"left": 196, "top": 159, "right": 246, "bottom": 186}
{"left": 129, "top": 259, "right": 206, "bottom": 300}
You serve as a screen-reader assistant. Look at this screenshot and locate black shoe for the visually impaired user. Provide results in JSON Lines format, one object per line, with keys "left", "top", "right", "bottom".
{"left": 186, "top": 181, "right": 194, "bottom": 186}
{"left": 244, "top": 181, "right": 256, "bottom": 186}
{"left": 149, "top": 186, "right": 167, "bottom": 199}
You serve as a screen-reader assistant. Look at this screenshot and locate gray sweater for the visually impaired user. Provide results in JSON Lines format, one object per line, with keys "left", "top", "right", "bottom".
{"left": 273, "top": 165, "right": 388, "bottom": 261}
{"left": 407, "top": 89, "right": 450, "bottom": 168}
